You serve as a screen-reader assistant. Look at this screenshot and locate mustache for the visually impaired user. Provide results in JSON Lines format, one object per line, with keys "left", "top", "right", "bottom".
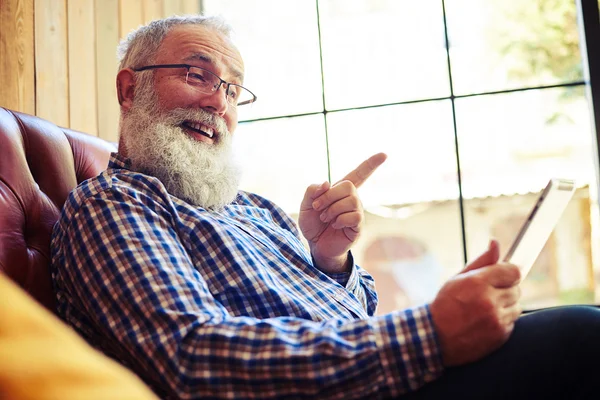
{"left": 158, "top": 107, "right": 229, "bottom": 137}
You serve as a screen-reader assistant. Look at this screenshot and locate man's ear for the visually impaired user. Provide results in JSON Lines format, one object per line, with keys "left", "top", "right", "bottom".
{"left": 116, "top": 68, "right": 136, "bottom": 111}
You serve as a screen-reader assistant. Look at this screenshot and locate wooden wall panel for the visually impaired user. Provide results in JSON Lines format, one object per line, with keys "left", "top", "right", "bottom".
{"left": 67, "top": 0, "right": 98, "bottom": 135}
{"left": 0, "top": 0, "right": 35, "bottom": 114}
{"left": 143, "top": 0, "right": 163, "bottom": 22}
{"left": 164, "top": 0, "right": 202, "bottom": 16}
{"left": 163, "top": 0, "right": 184, "bottom": 17}
{"left": 119, "top": 0, "right": 143, "bottom": 39}
{"left": 2, "top": 0, "right": 203, "bottom": 132}
{"left": 181, "top": 0, "right": 201, "bottom": 14}
{"left": 35, "top": 0, "right": 69, "bottom": 126}
{"left": 95, "top": 0, "right": 120, "bottom": 142}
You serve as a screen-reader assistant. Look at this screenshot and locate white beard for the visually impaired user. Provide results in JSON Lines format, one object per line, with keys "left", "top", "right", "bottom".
{"left": 120, "top": 95, "right": 242, "bottom": 211}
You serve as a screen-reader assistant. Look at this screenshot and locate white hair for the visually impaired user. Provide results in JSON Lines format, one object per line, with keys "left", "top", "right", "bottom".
{"left": 117, "top": 14, "right": 233, "bottom": 70}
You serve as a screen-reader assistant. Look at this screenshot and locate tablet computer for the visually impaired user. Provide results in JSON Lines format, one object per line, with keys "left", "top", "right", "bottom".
{"left": 503, "top": 178, "right": 576, "bottom": 278}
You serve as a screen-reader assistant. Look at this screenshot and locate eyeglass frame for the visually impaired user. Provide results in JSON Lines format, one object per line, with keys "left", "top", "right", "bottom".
{"left": 132, "top": 63, "right": 257, "bottom": 107}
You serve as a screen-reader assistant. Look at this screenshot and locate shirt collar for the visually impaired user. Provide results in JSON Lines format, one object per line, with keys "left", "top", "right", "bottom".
{"left": 108, "top": 152, "right": 133, "bottom": 170}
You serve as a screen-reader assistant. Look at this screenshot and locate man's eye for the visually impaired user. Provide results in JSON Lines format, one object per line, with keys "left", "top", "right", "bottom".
{"left": 227, "top": 89, "right": 238, "bottom": 99}
{"left": 188, "top": 73, "right": 207, "bottom": 82}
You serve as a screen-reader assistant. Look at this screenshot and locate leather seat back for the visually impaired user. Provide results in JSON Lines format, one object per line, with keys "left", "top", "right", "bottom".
{"left": 0, "top": 107, "right": 116, "bottom": 311}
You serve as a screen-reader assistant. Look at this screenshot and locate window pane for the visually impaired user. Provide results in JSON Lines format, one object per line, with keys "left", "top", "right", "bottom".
{"left": 456, "top": 87, "right": 599, "bottom": 308}
{"left": 203, "top": 0, "right": 324, "bottom": 120}
{"left": 446, "top": 0, "right": 584, "bottom": 95}
{"left": 327, "top": 102, "right": 463, "bottom": 314}
{"left": 234, "top": 115, "right": 328, "bottom": 214}
{"left": 319, "top": 0, "right": 450, "bottom": 110}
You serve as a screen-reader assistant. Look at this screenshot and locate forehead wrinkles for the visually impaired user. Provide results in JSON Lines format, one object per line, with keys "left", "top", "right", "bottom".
{"left": 157, "top": 26, "right": 244, "bottom": 78}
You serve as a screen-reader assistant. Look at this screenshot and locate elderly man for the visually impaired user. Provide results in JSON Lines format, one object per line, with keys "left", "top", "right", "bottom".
{"left": 51, "top": 15, "right": 600, "bottom": 399}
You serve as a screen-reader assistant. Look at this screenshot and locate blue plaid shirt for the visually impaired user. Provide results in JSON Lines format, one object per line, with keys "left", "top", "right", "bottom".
{"left": 51, "top": 153, "right": 443, "bottom": 399}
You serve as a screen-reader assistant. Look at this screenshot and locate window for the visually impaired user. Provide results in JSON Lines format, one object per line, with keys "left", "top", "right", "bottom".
{"left": 204, "top": 0, "right": 600, "bottom": 312}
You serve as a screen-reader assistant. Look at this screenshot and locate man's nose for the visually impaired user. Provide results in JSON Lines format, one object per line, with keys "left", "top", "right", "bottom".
{"left": 200, "top": 85, "right": 229, "bottom": 115}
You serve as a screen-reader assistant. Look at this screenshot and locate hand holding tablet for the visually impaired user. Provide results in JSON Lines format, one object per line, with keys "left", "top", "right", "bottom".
{"left": 503, "top": 179, "right": 576, "bottom": 279}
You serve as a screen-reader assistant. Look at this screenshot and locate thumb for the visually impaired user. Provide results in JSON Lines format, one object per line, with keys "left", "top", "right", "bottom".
{"left": 462, "top": 239, "right": 500, "bottom": 273}
{"left": 484, "top": 263, "right": 521, "bottom": 288}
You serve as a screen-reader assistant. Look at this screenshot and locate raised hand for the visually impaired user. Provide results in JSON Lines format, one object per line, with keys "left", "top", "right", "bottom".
{"left": 298, "top": 153, "right": 387, "bottom": 274}
{"left": 430, "top": 240, "right": 523, "bottom": 366}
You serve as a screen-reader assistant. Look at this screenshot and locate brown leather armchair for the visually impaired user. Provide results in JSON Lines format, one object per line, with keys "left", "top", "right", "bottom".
{"left": 0, "top": 107, "right": 116, "bottom": 312}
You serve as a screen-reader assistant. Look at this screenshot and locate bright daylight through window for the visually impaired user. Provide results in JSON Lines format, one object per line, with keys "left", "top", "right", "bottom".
{"left": 203, "top": 0, "right": 600, "bottom": 313}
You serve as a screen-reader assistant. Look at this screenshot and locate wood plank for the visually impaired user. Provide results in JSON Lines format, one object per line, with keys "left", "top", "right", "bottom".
{"left": 181, "top": 0, "right": 200, "bottom": 15}
{"left": 163, "top": 0, "right": 183, "bottom": 17}
{"left": 0, "top": 0, "right": 35, "bottom": 114}
{"left": 35, "top": 0, "right": 69, "bottom": 126}
{"left": 67, "top": 0, "right": 98, "bottom": 135}
{"left": 142, "top": 0, "right": 163, "bottom": 22}
{"left": 95, "top": 0, "right": 120, "bottom": 142}
{"left": 119, "top": 0, "right": 143, "bottom": 39}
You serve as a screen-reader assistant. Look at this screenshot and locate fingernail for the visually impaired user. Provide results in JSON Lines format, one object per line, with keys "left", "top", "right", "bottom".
{"left": 312, "top": 200, "right": 321, "bottom": 210}
{"left": 320, "top": 212, "right": 327, "bottom": 222}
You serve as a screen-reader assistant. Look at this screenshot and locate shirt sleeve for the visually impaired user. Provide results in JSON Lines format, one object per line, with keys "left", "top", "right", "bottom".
{"left": 267, "top": 196, "right": 379, "bottom": 317}
{"left": 324, "top": 252, "right": 379, "bottom": 316}
{"left": 54, "top": 187, "right": 444, "bottom": 399}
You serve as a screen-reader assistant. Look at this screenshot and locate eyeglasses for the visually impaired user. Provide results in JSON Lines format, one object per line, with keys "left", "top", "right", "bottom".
{"left": 133, "top": 64, "right": 257, "bottom": 107}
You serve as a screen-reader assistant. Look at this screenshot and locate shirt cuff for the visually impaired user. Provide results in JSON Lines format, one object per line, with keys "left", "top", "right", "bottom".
{"left": 373, "top": 304, "right": 444, "bottom": 396}
{"left": 325, "top": 251, "right": 356, "bottom": 287}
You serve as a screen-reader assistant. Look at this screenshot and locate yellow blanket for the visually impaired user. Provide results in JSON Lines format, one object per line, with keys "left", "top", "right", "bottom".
{"left": 0, "top": 273, "right": 157, "bottom": 400}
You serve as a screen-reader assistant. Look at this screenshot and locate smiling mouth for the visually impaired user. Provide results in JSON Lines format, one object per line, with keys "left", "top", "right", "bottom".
{"left": 181, "top": 121, "right": 215, "bottom": 139}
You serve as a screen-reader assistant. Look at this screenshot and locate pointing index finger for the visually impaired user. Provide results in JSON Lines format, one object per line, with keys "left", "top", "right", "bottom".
{"left": 339, "top": 152, "right": 388, "bottom": 188}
